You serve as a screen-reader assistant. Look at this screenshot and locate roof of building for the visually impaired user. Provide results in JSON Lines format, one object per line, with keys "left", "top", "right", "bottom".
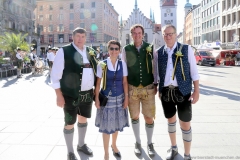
{"left": 162, "top": 0, "right": 175, "bottom": 6}
{"left": 184, "top": 0, "right": 192, "bottom": 8}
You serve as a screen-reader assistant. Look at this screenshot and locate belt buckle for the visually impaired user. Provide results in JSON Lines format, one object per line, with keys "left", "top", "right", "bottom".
{"left": 168, "top": 85, "right": 175, "bottom": 89}
{"left": 137, "top": 84, "right": 143, "bottom": 88}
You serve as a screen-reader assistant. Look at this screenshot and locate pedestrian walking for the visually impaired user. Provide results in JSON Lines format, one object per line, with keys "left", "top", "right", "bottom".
{"left": 16, "top": 47, "right": 23, "bottom": 78}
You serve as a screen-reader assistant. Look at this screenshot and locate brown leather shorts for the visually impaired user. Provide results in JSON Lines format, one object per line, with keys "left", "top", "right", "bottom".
{"left": 128, "top": 84, "right": 156, "bottom": 119}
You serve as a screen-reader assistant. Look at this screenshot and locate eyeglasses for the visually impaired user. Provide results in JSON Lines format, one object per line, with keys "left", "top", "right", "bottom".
{"left": 109, "top": 47, "right": 119, "bottom": 51}
{"left": 163, "top": 32, "right": 175, "bottom": 37}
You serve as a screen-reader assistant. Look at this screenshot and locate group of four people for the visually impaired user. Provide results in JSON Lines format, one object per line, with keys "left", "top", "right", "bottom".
{"left": 50, "top": 24, "right": 199, "bottom": 160}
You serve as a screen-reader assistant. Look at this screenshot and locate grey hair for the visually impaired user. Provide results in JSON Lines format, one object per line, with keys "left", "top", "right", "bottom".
{"left": 73, "top": 27, "right": 87, "bottom": 36}
{"left": 162, "top": 24, "right": 177, "bottom": 33}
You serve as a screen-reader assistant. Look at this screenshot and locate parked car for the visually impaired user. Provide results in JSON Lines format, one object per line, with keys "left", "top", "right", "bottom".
{"left": 194, "top": 50, "right": 216, "bottom": 66}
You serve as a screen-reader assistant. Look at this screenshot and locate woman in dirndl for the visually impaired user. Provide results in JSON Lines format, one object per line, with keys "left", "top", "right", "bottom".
{"left": 95, "top": 40, "right": 129, "bottom": 160}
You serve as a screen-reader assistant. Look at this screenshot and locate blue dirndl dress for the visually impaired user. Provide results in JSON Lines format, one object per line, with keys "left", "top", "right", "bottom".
{"left": 95, "top": 60, "right": 129, "bottom": 134}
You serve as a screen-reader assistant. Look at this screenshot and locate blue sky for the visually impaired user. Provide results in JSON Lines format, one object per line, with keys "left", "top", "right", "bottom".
{"left": 109, "top": 0, "right": 202, "bottom": 33}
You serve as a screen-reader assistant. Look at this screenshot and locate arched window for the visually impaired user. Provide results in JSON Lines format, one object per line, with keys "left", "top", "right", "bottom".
{"left": 144, "top": 33, "right": 148, "bottom": 42}
{"left": 126, "top": 34, "right": 130, "bottom": 45}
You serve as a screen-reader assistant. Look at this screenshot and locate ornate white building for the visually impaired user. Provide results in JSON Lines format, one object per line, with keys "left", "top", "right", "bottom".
{"left": 118, "top": 0, "right": 164, "bottom": 49}
{"left": 160, "top": 0, "right": 177, "bottom": 29}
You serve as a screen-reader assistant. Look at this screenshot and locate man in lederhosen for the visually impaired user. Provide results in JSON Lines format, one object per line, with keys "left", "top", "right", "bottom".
{"left": 50, "top": 27, "right": 98, "bottom": 160}
{"left": 121, "top": 24, "right": 158, "bottom": 157}
{"left": 29, "top": 47, "right": 37, "bottom": 75}
{"left": 155, "top": 24, "right": 200, "bottom": 160}
{"left": 16, "top": 47, "right": 23, "bottom": 78}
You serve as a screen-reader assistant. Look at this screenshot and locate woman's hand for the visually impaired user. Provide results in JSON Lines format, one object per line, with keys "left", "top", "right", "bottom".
{"left": 123, "top": 96, "right": 128, "bottom": 109}
{"left": 95, "top": 98, "right": 100, "bottom": 109}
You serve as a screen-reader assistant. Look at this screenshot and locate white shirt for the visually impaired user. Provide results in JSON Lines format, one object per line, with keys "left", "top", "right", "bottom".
{"left": 47, "top": 52, "right": 51, "bottom": 60}
{"left": 162, "top": 42, "right": 199, "bottom": 87}
{"left": 16, "top": 52, "right": 23, "bottom": 60}
{"left": 49, "top": 52, "right": 56, "bottom": 61}
{"left": 96, "top": 58, "right": 128, "bottom": 78}
{"left": 50, "top": 43, "right": 94, "bottom": 91}
{"left": 29, "top": 53, "right": 37, "bottom": 61}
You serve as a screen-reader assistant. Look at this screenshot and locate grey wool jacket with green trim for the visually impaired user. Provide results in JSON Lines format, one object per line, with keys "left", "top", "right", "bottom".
{"left": 60, "top": 43, "right": 98, "bottom": 99}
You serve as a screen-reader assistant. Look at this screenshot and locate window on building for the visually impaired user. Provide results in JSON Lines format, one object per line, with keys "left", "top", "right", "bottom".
{"left": 39, "top": 5, "right": 43, "bottom": 11}
{"left": 91, "top": 13, "right": 95, "bottom": 18}
{"left": 59, "top": 24, "right": 64, "bottom": 32}
{"left": 70, "top": 13, "right": 74, "bottom": 20}
{"left": 40, "top": 35, "right": 44, "bottom": 43}
{"left": 164, "top": 13, "right": 167, "bottom": 17}
{"left": 60, "top": 6, "right": 63, "bottom": 10}
{"left": 70, "top": 3, "right": 74, "bottom": 9}
{"left": 91, "top": 2, "right": 95, "bottom": 8}
{"left": 49, "top": 5, "right": 53, "bottom": 10}
{"left": 69, "top": 34, "right": 73, "bottom": 42}
{"left": 49, "top": 15, "right": 52, "bottom": 21}
{"left": 210, "top": 19, "right": 212, "bottom": 27}
{"left": 80, "top": 13, "right": 84, "bottom": 19}
{"left": 217, "top": 16, "right": 220, "bottom": 24}
{"left": 80, "top": 23, "right": 85, "bottom": 28}
{"left": 217, "top": 2, "right": 220, "bottom": 10}
{"left": 81, "top": 3, "right": 84, "bottom": 8}
{"left": 59, "top": 14, "right": 63, "bottom": 20}
{"left": 233, "top": 13, "right": 236, "bottom": 23}
{"left": 48, "top": 25, "right": 53, "bottom": 32}
{"left": 58, "top": 34, "right": 64, "bottom": 43}
{"left": 171, "top": 13, "right": 173, "bottom": 16}
{"left": 39, "top": 25, "right": 43, "bottom": 33}
{"left": 69, "top": 24, "right": 74, "bottom": 30}
{"left": 39, "top": 15, "right": 43, "bottom": 21}
{"left": 90, "top": 33, "right": 97, "bottom": 42}
{"left": 48, "top": 34, "right": 54, "bottom": 43}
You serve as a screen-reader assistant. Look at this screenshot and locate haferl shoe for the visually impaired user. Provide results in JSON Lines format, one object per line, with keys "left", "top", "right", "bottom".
{"left": 166, "top": 147, "right": 178, "bottom": 160}
{"left": 134, "top": 142, "right": 142, "bottom": 156}
{"left": 67, "top": 152, "right": 78, "bottom": 160}
{"left": 184, "top": 155, "right": 192, "bottom": 160}
{"left": 147, "top": 143, "right": 155, "bottom": 157}
{"left": 77, "top": 144, "right": 93, "bottom": 155}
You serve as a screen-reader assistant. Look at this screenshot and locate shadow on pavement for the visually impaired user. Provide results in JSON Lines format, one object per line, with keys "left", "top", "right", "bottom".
{"left": 202, "top": 69, "right": 229, "bottom": 74}
{"left": 133, "top": 149, "right": 163, "bottom": 160}
{"left": 200, "top": 84, "right": 240, "bottom": 101}
{"left": 1, "top": 77, "right": 18, "bottom": 88}
{"left": 199, "top": 73, "right": 225, "bottom": 77}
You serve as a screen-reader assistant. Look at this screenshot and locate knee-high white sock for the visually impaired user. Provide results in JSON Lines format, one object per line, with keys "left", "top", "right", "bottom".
{"left": 145, "top": 122, "right": 154, "bottom": 145}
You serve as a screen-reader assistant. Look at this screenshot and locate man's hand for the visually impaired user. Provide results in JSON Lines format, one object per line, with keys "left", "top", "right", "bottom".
{"left": 158, "top": 92, "right": 162, "bottom": 100}
{"left": 56, "top": 94, "right": 65, "bottom": 108}
{"left": 189, "top": 90, "right": 199, "bottom": 104}
{"left": 154, "top": 86, "right": 157, "bottom": 95}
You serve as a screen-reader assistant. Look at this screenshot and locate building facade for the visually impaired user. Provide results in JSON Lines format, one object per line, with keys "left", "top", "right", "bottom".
{"left": 221, "top": 0, "right": 240, "bottom": 45}
{"left": 0, "top": 0, "right": 38, "bottom": 50}
{"left": 192, "top": 4, "right": 201, "bottom": 46}
{"left": 35, "top": 0, "right": 119, "bottom": 53}
{"left": 185, "top": 10, "right": 193, "bottom": 45}
{"left": 201, "top": 0, "right": 221, "bottom": 43}
{"left": 160, "top": 0, "right": 177, "bottom": 29}
{"left": 118, "top": 0, "right": 158, "bottom": 47}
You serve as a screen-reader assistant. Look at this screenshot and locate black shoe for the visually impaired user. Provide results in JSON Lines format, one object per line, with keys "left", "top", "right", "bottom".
{"left": 147, "top": 143, "right": 155, "bottom": 157}
{"left": 184, "top": 155, "right": 192, "bottom": 160}
{"left": 111, "top": 145, "right": 121, "bottom": 157}
{"left": 166, "top": 147, "right": 178, "bottom": 160}
{"left": 67, "top": 152, "right": 78, "bottom": 160}
{"left": 17, "top": 76, "right": 22, "bottom": 78}
{"left": 134, "top": 142, "right": 142, "bottom": 156}
{"left": 77, "top": 144, "right": 93, "bottom": 155}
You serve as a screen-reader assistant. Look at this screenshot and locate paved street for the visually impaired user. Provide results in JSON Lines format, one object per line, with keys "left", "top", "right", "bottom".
{"left": 0, "top": 65, "right": 240, "bottom": 160}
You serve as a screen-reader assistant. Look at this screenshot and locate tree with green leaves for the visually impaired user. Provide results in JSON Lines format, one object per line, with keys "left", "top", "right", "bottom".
{"left": 0, "top": 32, "right": 30, "bottom": 60}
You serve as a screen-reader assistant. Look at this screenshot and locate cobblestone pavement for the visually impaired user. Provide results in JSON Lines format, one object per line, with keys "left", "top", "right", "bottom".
{"left": 0, "top": 65, "right": 240, "bottom": 160}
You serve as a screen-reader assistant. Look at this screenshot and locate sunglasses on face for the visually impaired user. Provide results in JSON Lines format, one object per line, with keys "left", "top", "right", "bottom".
{"left": 109, "top": 47, "right": 119, "bottom": 51}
